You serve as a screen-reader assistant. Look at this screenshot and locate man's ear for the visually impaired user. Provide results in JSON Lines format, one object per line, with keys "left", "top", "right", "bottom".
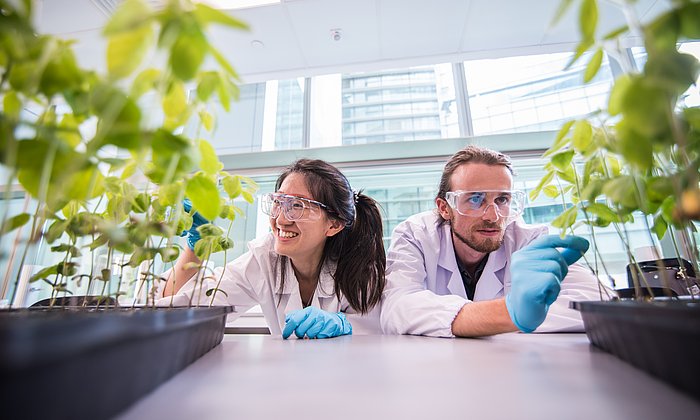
{"left": 436, "top": 197, "right": 452, "bottom": 221}
{"left": 326, "top": 219, "right": 345, "bottom": 237}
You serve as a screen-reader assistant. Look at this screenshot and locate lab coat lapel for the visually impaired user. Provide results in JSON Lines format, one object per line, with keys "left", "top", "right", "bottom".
{"left": 474, "top": 246, "right": 507, "bottom": 300}
{"left": 437, "top": 225, "right": 467, "bottom": 297}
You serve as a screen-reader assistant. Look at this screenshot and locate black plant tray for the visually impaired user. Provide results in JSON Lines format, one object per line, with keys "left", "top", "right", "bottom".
{"left": 0, "top": 306, "right": 233, "bottom": 419}
{"left": 572, "top": 300, "right": 700, "bottom": 399}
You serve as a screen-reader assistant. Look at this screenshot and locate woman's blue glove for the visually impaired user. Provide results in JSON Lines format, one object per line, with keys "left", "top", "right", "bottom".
{"left": 505, "top": 235, "right": 589, "bottom": 333}
{"left": 282, "top": 307, "right": 353, "bottom": 339}
{"left": 180, "top": 198, "right": 210, "bottom": 250}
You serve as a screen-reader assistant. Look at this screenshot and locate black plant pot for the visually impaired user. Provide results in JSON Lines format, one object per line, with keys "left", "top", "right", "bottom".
{"left": 0, "top": 306, "right": 232, "bottom": 419}
{"left": 573, "top": 300, "right": 700, "bottom": 399}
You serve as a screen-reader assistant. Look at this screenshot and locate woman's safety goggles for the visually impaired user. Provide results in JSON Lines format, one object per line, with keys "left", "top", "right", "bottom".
{"left": 260, "top": 193, "right": 328, "bottom": 221}
{"left": 445, "top": 190, "right": 525, "bottom": 222}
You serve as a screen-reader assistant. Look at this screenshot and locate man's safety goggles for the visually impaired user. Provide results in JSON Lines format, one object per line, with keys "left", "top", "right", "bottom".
{"left": 445, "top": 190, "right": 525, "bottom": 222}
{"left": 260, "top": 193, "right": 328, "bottom": 221}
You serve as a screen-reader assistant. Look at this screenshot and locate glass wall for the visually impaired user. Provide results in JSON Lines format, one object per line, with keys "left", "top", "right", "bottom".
{"left": 464, "top": 51, "right": 614, "bottom": 135}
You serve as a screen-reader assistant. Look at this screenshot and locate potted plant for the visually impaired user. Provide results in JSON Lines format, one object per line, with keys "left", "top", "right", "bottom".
{"left": 0, "top": 0, "right": 256, "bottom": 417}
{"left": 531, "top": 0, "right": 700, "bottom": 398}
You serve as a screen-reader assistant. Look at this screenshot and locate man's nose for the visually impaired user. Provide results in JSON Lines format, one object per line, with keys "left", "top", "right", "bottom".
{"left": 481, "top": 203, "right": 501, "bottom": 222}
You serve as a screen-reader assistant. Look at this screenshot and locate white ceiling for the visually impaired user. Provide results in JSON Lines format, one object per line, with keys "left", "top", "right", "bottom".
{"left": 36, "top": 0, "right": 667, "bottom": 84}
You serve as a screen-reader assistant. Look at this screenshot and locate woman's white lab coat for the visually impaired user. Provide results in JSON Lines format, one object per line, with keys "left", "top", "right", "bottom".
{"left": 155, "top": 233, "right": 381, "bottom": 335}
{"left": 380, "top": 211, "right": 603, "bottom": 337}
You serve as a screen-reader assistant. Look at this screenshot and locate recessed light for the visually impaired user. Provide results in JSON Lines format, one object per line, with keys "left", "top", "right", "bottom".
{"left": 251, "top": 40, "right": 265, "bottom": 48}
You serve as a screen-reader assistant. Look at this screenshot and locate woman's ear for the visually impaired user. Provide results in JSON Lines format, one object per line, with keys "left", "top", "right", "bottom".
{"left": 325, "top": 219, "right": 345, "bottom": 237}
{"left": 436, "top": 197, "right": 452, "bottom": 221}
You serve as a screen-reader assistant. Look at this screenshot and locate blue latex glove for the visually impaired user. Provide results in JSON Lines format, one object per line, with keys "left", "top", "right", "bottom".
{"left": 505, "top": 235, "right": 589, "bottom": 333}
{"left": 180, "top": 198, "right": 210, "bottom": 250}
{"left": 282, "top": 307, "right": 353, "bottom": 339}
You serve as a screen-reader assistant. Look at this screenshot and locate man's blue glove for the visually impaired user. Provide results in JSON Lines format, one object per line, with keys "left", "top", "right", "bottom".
{"left": 180, "top": 198, "right": 210, "bottom": 251}
{"left": 505, "top": 234, "right": 589, "bottom": 333}
{"left": 282, "top": 307, "right": 353, "bottom": 339}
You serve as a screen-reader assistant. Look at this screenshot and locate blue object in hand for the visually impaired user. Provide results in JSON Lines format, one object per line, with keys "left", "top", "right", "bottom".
{"left": 282, "top": 306, "right": 353, "bottom": 339}
{"left": 505, "top": 234, "right": 589, "bottom": 333}
{"left": 181, "top": 198, "right": 210, "bottom": 250}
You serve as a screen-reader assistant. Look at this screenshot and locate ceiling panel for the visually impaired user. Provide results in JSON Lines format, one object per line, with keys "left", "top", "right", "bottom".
{"left": 286, "top": 0, "right": 381, "bottom": 68}
{"left": 379, "top": 0, "right": 470, "bottom": 59}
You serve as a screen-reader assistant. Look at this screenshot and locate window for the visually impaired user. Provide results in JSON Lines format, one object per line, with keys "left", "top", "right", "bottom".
{"left": 464, "top": 52, "right": 614, "bottom": 135}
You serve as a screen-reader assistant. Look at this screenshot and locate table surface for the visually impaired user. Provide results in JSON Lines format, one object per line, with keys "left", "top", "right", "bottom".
{"left": 118, "top": 333, "right": 700, "bottom": 420}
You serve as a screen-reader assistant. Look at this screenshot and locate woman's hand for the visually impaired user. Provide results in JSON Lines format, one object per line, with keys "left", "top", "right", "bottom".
{"left": 283, "top": 307, "right": 353, "bottom": 339}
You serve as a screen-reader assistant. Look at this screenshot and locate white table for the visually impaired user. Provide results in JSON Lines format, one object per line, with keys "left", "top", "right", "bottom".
{"left": 118, "top": 333, "right": 700, "bottom": 419}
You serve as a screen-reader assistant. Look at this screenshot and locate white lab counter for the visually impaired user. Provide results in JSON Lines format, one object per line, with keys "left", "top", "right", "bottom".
{"left": 117, "top": 333, "right": 700, "bottom": 419}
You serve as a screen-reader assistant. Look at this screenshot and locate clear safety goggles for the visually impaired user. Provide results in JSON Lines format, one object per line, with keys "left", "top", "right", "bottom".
{"left": 445, "top": 190, "right": 525, "bottom": 222}
{"left": 260, "top": 193, "right": 328, "bottom": 221}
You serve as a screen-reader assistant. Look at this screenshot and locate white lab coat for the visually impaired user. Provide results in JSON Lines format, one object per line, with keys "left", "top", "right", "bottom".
{"left": 155, "top": 233, "right": 381, "bottom": 336}
{"left": 380, "top": 211, "right": 602, "bottom": 337}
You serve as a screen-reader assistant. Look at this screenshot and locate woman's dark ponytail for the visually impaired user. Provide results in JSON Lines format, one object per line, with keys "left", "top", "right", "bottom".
{"left": 333, "top": 191, "right": 385, "bottom": 314}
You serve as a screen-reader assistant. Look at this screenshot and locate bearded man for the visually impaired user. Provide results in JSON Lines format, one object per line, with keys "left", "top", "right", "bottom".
{"left": 380, "top": 145, "right": 601, "bottom": 337}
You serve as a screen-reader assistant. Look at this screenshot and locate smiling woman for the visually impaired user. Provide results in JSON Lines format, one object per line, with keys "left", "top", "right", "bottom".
{"left": 158, "top": 159, "right": 387, "bottom": 338}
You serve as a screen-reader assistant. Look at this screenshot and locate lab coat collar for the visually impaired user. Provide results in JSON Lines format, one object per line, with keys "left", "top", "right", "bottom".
{"left": 275, "top": 257, "right": 336, "bottom": 298}
{"left": 438, "top": 221, "right": 509, "bottom": 300}
{"left": 437, "top": 222, "right": 468, "bottom": 297}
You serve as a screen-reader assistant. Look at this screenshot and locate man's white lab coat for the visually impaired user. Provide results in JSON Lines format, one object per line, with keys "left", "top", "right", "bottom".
{"left": 380, "top": 211, "right": 602, "bottom": 337}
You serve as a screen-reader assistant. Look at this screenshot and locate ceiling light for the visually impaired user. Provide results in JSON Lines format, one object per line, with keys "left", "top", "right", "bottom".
{"left": 197, "top": 0, "right": 281, "bottom": 10}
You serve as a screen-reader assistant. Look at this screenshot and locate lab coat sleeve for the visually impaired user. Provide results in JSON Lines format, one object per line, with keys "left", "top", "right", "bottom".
{"left": 343, "top": 304, "right": 383, "bottom": 335}
{"left": 535, "top": 261, "right": 608, "bottom": 332}
{"left": 154, "top": 248, "right": 266, "bottom": 323}
{"left": 380, "top": 220, "right": 467, "bottom": 338}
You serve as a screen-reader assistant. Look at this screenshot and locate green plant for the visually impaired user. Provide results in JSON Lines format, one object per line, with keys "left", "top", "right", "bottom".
{"left": 0, "top": 0, "right": 257, "bottom": 308}
{"left": 531, "top": 0, "right": 700, "bottom": 296}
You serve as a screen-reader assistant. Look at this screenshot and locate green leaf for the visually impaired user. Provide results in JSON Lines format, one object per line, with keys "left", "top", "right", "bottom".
{"left": 543, "top": 120, "right": 575, "bottom": 157}
{"left": 550, "top": 0, "right": 574, "bottom": 28}
{"left": 194, "top": 3, "right": 249, "bottom": 30}
{"left": 608, "top": 74, "right": 632, "bottom": 116}
{"left": 551, "top": 205, "right": 579, "bottom": 229}
{"left": 198, "top": 139, "right": 223, "bottom": 175}
{"left": 3, "top": 91, "right": 22, "bottom": 118}
{"left": 680, "top": 3, "right": 700, "bottom": 39}
{"left": 103, "top": 0, "right": 152, "bottom": 35}
{"left": 584, "top": 202, "right": 620, "bottom": 223}
{"left": 579, "top": 0, "right": 598, "bottom": 41}
{"left": 199, "top": 110, "right": 214, "bottom": 132}
{"left": 107, "top": 25, "right": 153, "bottom": 79}
{"left": 130, "top": 68, "right": 161, "bottom": 98}
{"left": 565, "top": 39, "right": 594, "bottom": 70}
{"left": 551, "top": 150, "right": 575, "bottom": 172}
{"left": 209, "top": 44, "right": 239, "bottom": 79}
{"left": 602, "top": 25, "right": 628, "bottom": 40}
{"left": 616, "top": 121, "right": 653, "bottom": 171}
{"left": 170, "top": 31, "right": 207, "bottom": 81}
{"left": 241, "top": 190, "right": 254, "bottom": 204}
{"left": 132, "top": 192, "right": 150, "bottom": 213}
{"left": 572, "top": 120, "right": 593, "bottom": 153}
{"left": 543, "top": 185, "right": 561, "bottom": 198}
{"left": 652, "top": 214, "right": 668, "bottom": 240}
{"left": 50, "top": 243, "right": 82, "bottom": 257}
{"left": 186, "top": 173, "right": 221, "bottom": 221}
{"left": 602, "top": 176, "right": 638, "bottom": 209}
{"left": 222, "top": 173, "right": 242, "bottom": 198}
{"left": 196, "top": 71, "right": 220, "bottom": 102}
{"left": 644, "top": 50, "right": 700, "bottom": 95}
{"left": 529, "top": 171, "right": 554, "bottom": 201}
{"left": 1, "top": 213, "right": 30, "bottom": 234}
{"left": 162, "top": 81, "right": 188, "bottom": 118}
{"left": 158, "top": 182, "right": 184, "bottom": 207}
{"left": 583, "top": 48, "right": 603, "bottom": 83}
{"left": 30, "top": 265, "right": 59, "bottom": 282}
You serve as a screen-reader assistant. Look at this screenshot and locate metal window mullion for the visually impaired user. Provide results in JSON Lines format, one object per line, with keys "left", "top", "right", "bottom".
{"left": 302, "top": 77, "right": 312, "bottom": 149}
{"left": 452, "top": 62, "right": 473, "bottom": 137}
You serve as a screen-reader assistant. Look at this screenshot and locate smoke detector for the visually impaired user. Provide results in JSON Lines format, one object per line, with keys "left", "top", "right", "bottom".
{"left": 330, "top": 28, "right": 342, "bottom": 42}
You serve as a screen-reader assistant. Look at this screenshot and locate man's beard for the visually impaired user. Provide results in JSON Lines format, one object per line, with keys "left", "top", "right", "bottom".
{"left": 452, "top": 222, "right": 505, "bottom": 253}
